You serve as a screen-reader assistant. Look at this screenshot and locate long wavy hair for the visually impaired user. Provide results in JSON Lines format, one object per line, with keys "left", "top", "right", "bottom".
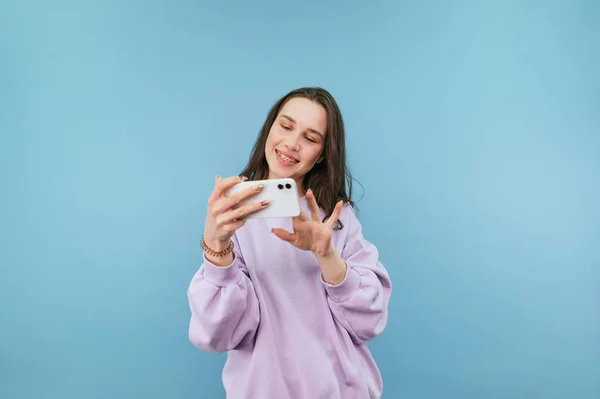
{"left": 239, "top": 87, "right": 355, "bottom": 228}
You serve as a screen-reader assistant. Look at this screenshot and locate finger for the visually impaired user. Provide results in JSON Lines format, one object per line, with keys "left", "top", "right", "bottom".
{"left": 271, "top": 228, "right": 295, "bottom": 243}
{"left": 306, "top": 189, "right": 320, "bottom": 222}
{"left": 220, "top": 218, "right": 247, "bottom": 234}
{"left": 326, "top": 200, "right": 344, "bottom": 229}
{"left": 213, "top": 183, "right": 264, "bottom": 215}
{"left": 209, "top": 175, "right": 243, "bottom": 203}
{"left": 217, "top": 199, "right": 269, "bottom": 225}
{"left": 208, "top": 175, "right": 222, "bottom": 204}
{"left": 296, "top": 211, "right": 309, "bottom": 222}
{"left": 215, "top": 175, "right": 248, "bottom": 197}
{"left": 291, "top": 212, "right": 308, "bottom": 231}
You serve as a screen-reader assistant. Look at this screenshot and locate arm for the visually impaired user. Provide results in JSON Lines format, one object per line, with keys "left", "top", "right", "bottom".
{"left": 319, "top": 207, "right": 392, "bottom": 344}
{"left": 187, "top": 235, "right": 260, "bottom": 353}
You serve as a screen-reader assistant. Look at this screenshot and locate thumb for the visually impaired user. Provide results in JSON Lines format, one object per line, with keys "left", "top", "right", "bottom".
{"left": 271, "top": 228, "right": 295, "bottom": 244}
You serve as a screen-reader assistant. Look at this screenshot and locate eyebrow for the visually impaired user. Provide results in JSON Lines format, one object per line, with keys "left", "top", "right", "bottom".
{"left": 280, "top": 114, "right": 324, "bottom": 138}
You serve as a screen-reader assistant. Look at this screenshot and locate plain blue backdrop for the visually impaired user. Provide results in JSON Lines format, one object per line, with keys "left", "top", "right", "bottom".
{"left": 1, "top": 1, "right": 598, "bottom": 398}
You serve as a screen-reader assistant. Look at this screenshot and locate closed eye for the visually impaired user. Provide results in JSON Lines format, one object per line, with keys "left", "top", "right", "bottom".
{"left": 281, "top": 124, "right": 292, "bottom": 131}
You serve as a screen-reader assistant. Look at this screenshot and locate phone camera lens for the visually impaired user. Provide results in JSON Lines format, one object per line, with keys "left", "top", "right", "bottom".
{"left": 278, "top": 184, "right": 284, "bottom": 189}
{"left": 285, "top": 183, "right": 291, "bottom": 189}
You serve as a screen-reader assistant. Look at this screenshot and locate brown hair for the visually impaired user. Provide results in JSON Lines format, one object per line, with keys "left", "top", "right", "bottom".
{"left": 239, "top": 87, "right": 355, "bottom": 228}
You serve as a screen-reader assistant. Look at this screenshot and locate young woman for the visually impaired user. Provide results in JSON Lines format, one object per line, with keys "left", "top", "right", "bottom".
{"left": 187, "top": 87, "right": 392, "bottom": 398}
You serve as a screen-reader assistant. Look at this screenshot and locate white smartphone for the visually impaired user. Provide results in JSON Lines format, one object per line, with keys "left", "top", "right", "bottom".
{"left": 226, "top": 177, "right": 301, "bottom": 219}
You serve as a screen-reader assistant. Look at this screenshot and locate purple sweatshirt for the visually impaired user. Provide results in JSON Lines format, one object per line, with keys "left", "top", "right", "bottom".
{"left": 187, "top": 196, "right": 392, "bottom": 398}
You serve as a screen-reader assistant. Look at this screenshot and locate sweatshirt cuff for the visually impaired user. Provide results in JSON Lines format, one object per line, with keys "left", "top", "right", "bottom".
{"left": 322, "top": 266, "right": 361, "bottom": 303}
{"left": 202, "top": 253, "right": 242, "bottom": 287}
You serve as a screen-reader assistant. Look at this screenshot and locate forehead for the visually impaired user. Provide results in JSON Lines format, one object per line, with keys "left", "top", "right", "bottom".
{"left": 278, "top": 97, "right": 327, "bottom": 134}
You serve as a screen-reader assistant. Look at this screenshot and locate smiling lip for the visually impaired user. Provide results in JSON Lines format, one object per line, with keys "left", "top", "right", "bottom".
{"left": 275, "top": 149, "right": 299, "bottom": 164}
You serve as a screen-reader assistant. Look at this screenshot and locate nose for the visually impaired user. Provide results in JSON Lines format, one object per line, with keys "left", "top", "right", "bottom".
{"left": 284, "top": 133, "right": 300, "bottom": 152}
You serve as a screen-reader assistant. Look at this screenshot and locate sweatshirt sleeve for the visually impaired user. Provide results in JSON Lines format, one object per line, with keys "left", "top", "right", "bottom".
{"left": 322, "top": 206, "right": 392, "bottom": 344}
{"left": 187, "top": 235, "right": 260, "bottom": 353}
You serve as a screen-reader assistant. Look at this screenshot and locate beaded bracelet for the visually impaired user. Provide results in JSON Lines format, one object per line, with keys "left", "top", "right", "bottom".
{"left": 200, "top": 237, "right": 234, "bottom": 257}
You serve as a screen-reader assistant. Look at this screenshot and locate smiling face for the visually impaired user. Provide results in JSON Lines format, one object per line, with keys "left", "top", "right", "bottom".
{"left": 265, "top": 96, "right": 327, "bottom": 195}
{"left": 239, "top": 87, "right": 352, "bottom": 222}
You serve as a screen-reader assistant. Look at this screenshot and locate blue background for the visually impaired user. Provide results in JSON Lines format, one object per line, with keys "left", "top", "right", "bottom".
{"left": 1, "top": 1, "right": 598, "bottom": 398}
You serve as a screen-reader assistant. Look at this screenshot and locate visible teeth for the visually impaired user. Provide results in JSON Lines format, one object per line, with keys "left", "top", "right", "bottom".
{"left": 277, "top": 151, "right": 298, "bottom": 163}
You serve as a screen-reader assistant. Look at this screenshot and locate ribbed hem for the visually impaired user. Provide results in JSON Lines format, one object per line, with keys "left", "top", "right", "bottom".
{"left": 322, "top": 267, "right": 361, "bottom": 303}
{"left": 202, "top": 254, "right": 241, "bottom": 287}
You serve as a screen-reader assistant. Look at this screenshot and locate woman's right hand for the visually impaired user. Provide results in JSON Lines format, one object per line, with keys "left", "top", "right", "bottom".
{"left": 203, "top": 175, "right": 268, "bottom": 255}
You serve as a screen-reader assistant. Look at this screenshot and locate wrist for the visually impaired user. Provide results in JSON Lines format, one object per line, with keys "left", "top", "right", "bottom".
{"left": 201, "top": 236, "right": 234, "bottom": 267}
{"left": 204, "top": 251, "right": 235, "bottom": 267}
{"left": 314, "top": 246, "right": 347, "bottom": 285}
{"left": 313, "top": 244, "right": 336, "bottom": 260}
{"left": 204, "top": 236, "right": 231, "bottom": 252}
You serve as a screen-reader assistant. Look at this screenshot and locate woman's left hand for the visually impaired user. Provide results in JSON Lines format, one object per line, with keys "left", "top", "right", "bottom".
{"left": 272, "top": 189, "right": 343, "bottom": 257}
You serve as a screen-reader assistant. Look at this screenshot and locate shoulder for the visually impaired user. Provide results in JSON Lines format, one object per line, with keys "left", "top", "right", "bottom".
{"left": 335, "top": 202, "right": 378, "bottom": 258}
{"left": 337, "top": 202, "right": 362, "bottom": 236}
{"left": 338, "top": 202, "right": 356, "bottom": 221}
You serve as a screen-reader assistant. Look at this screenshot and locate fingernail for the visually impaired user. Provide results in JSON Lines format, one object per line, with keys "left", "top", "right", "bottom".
{"left": 261, "top": 200, "right": 269, "bottom": 207}
{"left": 216, "top": 174, "right": 221, "bottom": 179}
{"left": 240, "top": 176, "right": 248, "bottom": 181}
{"left": 255, "top": 184, "right": 263, "bottom": 191}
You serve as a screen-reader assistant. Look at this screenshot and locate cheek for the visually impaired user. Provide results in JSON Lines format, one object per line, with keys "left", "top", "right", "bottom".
{"left": 265, "top": 132, "right": 276, "bottom": 150}
{"left": 265, "top": 129, "right": 283, "bottom": 147}
{"left": 305, "top": 146, "right": 323, "bottom": 165}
